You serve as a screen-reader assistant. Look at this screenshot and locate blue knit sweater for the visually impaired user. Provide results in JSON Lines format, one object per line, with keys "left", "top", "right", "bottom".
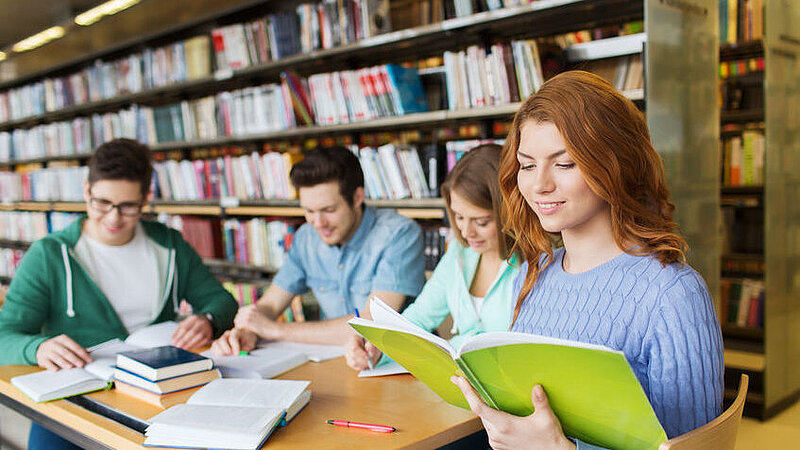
{"left": 511, "top": 247, "right": 723, "bottom": 441}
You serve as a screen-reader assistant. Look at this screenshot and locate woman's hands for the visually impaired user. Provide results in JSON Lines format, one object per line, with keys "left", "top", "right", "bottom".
{"left": 451, "top": 376, "right": 575, "bottom": 450}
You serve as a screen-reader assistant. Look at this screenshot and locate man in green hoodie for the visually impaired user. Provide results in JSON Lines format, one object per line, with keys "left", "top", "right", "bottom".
{"left": 0, "top": 138, "right": 239, "bottom": 449}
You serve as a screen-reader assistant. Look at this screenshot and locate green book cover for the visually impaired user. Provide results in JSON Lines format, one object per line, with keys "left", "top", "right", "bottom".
{"left": 349, "top": 298, "right": 667, "bottom": 450}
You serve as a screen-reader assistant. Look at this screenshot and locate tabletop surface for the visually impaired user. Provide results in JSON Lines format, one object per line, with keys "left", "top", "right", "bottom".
{"left": 0, "top": 358, "right": 482, "bottom": 449}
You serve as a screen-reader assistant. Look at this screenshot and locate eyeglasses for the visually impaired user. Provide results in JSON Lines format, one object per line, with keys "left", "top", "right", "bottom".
{"left": 88, "top": 197, "right": 143, "bottom": 217}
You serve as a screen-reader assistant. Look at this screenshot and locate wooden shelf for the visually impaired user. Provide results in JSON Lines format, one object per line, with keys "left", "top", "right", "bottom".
{"left": 0, "top": 240, "right": 31, "bottom": 250}
{"left": 564, "top": 33, "right": 646, "bottom": 62}
{"left": 202, "top": 258, "right": 278, "bottom": 274}
{"left": 722, "top": 323, "right": 764, "bottom": 341}
{"left": 0, "top": 198, "right": 446, "bottom": 220}
{"left": 720, "top": 40, "right": 764, "bottom": 61}
{"left": 724, "top": 349, "right": 766, "bottom": 371}
{"left": 721, "top": 108, "right": 764, "bottom": 123}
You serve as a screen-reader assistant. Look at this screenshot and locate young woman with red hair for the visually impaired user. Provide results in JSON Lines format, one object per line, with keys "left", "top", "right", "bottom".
{"left": 451, "top": 71, "right": 723, "bottom": 450}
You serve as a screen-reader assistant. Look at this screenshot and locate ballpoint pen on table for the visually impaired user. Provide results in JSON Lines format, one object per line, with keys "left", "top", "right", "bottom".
{"left": 353, "top": 308, "right": 374, "bottom": 370}
{"left": 326, "top": 420, "right": 396, "bottom": 433}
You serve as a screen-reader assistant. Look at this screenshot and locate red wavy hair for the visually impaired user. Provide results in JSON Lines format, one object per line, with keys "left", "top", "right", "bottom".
{"left": 499, "top": 71, "right": 687, "bottom": 323}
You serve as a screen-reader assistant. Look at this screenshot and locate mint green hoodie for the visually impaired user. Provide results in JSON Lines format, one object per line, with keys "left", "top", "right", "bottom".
{"left": 402, "top": 241, "right": 520, "bottom": 349}
{"left": 0, "top": 218, "right": 238, "bottom": 365}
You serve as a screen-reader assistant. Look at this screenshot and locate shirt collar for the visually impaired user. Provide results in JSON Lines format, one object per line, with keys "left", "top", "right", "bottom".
{"left": 341, "top": 206, "right": 376, "bottom": 250}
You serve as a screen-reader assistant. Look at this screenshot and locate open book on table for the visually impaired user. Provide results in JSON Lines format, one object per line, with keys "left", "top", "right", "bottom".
{"left": 144, "top": 378, "right": 311, "bottom": 449}
{"left": 348, "top": 298, "right": 668, "bottom": 449}
{"left": 10, "top": 321, "right": 180, "bottom": 403}
{"left": 201, "top": 346, "right": 309, "bottom": 379}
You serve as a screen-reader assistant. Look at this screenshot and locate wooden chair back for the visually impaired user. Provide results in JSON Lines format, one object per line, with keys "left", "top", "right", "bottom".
{"left": 659, "top": 374, "right": 749, "bottom": 450}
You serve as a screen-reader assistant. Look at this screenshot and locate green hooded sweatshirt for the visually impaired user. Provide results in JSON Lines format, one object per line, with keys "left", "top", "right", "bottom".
{"left": 0, "top": 218, "right": 238, "bottom": 365}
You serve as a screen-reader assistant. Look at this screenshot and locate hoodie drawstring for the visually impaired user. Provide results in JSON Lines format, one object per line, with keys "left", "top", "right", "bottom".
{"left": 61, "top": 244, "right": 75, "bottom": 317}
{"left": 160, "top": 249, "right": 178, "bottom": 313}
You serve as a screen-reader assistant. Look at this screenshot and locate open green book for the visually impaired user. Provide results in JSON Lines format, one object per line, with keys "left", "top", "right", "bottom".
{"left": 348, "top": 298, "right": 667, "bottom": 449}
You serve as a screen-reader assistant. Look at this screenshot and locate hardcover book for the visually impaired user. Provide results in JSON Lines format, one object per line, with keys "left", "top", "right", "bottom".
{"left": 116, "top": 346, "right": 213, "bottom": 381}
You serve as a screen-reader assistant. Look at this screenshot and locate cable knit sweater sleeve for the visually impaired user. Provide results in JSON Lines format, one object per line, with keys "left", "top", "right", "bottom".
{"left": 641, "top": 268, "right": 724, "bottom": 438}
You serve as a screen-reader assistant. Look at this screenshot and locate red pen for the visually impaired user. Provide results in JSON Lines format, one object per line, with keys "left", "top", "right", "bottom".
{"left": 326, "top": 420, "right": 396, "bottom": 433}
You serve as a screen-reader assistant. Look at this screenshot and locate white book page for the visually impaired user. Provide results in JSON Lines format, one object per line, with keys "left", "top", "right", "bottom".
{"left": 358, "top": 359, "right": 409, "bottom": 378}
{"left": 187, "top": 379, "right": 310, "bottom": 409}
{"left": 456, "top": 331, "right": 620, "bottom": 357}
{"left": 349, "top": 299, "right": 456, "bottom": 358}
{"left": 124, "top": 321, "right": 178, "bottom": 348}
{"left": 148, "top": 404, "right": 280, "bottom": 433}
{"left": 11, "top": 368, "right": 104, "bottom": 402}
{"left": 84, "top": 339, "right": 143, "bottom": 381}
{"left": 255, "top": 340, "right": 345, "bottom": 362}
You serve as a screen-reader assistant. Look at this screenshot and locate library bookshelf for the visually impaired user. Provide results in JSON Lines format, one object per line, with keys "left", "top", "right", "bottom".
{"left": 716, "top": 0, "right": 800, "bottom": 419}
{"left": 0, "top": 0, "right": 727, "bottom": 394}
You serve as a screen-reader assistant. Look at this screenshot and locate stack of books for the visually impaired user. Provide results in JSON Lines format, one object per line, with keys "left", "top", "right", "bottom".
{"left": 113, "top": 346, "right": 221, "bottom": 409}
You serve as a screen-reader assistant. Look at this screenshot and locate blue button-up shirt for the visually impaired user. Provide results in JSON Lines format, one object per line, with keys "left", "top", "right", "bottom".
{"left": 271, "top": 206, "right": 426, "bottom": 319}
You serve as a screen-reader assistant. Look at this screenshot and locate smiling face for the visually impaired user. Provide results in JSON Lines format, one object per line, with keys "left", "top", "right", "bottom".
{"left": 299, "top": 180, "right": 364, "bottom": 246}
{"left": 82, "top": 179, "right": 147, "bottom": 246}
{"left": 516, "top": 120, "right": 611, "bottom": 240}
{"left": 449, "top": 190, "right": 499, "bottom": 257}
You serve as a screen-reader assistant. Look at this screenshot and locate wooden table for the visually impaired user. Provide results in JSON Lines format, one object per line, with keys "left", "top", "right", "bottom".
{"left": 0, "top": 358, "right": 482, "bottom": 449}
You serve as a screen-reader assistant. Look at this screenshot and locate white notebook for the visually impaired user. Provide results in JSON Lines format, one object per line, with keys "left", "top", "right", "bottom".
{"left": 144, "top": 379, "right": 311, "bottom": 449}
{"left": 10, "top": 321, "right": 179, "bottom": 403}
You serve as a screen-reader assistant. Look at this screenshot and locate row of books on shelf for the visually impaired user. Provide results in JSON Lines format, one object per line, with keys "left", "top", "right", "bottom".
{"left": 160, "top": 214, "right": 299, "bottom": 271}
{"left": 0, "top": 39, "right": 647, "bottom": 164}
{"left": 719, "top": 56, "right": 764, "bottom": 79}
{"left": 152, "top": 151, "right": 301, "bottom": 202}
{"left": 0, "top": 0, "right": 397, "bottom": 123}
{"left": 221, "top": 281, "right": 306, "bottom": 323}
{"left": 0, "top": 248, "right": 24, "bottom": 279}
{"left": 578, "top": 54, "right": 643, "bottom": 93}
{"left": 0, "top": 211, "right": 80, "bottom": 243}
{"left": 444, "top": 40, "right": 541, "bottom": 110}
{"left": 422, "top": 224, "right": 449, "bottom": 271}
{"left": 0, "top": 62, "right": 427, "bottom": 162}
{"left": 0, "top": 35, "right": 212, "bottom": 122}
{"left": 0, "top": 164, "right": 87, "bottom": 202}
{"left": 719, "top": 0, "right": 763, "bottom": 45}
{"left": 721, "top": 128, "right": 764, "bottom": 186}
{"left": 213, "top": 0, "right": 391, "bottom": 71}
{"left": 720, "top": 277, "right": 764, "bottom": 329}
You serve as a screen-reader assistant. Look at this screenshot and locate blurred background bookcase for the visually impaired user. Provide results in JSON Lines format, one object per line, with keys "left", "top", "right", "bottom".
{"left": 717, "top": 0, "right": 800, "bottom": 419}
{"left": 0, "top": 0, "right": 741, "bottom": 395}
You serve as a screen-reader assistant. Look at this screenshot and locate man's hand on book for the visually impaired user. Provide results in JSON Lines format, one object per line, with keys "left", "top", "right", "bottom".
{"left": 451, "top": 376, "right": 576, "bottom": 450}
{"left": 234, "top": 304, "right": 281, "bottom": 340}
{"left": 345, "top": 333, "right": 382, "bottom": 370}
{"left": 36, "top": 334, "right": 93, "bottom": 371}
{"left": 172, "top": 314, "right": 213, "bottom": 350}
{"left": 210, "top": 328, "right": 258, "bottom": 356}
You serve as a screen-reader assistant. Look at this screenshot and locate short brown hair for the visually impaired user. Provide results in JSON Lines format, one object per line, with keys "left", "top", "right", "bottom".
{"left": 441, "top": 143, "right": 515, "bottom": 260}
{"left": 88, "top": 138, "right": 153, "bottom": 196}
{"left": 289, "top": 146, "right": 364, "bottom": 207}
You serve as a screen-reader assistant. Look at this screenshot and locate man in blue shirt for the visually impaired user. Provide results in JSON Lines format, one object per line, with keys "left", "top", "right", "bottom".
{"left": 212, "top": 147, "right": 426, "bottom": 352}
